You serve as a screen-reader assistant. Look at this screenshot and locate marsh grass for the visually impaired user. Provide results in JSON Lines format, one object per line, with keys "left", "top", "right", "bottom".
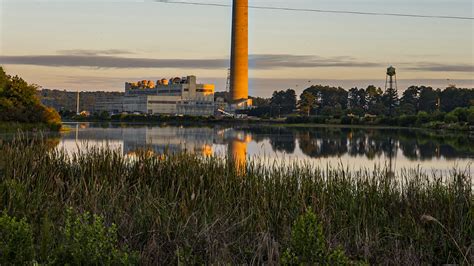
{"left": 0, "top": 134, "right": 472, "bottom": 264}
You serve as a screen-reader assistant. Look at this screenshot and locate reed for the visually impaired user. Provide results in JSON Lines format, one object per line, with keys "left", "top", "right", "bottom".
{"left": 0, "top": 135, "right": 472, "bottom": 264}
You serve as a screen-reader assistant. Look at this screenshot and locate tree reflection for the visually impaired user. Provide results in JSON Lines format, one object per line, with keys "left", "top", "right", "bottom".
{"left": 244, "top": 126, "right": 473, "bottom": 161}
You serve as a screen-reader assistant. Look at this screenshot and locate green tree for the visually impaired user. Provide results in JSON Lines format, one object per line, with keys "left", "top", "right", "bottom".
{"left": 0, "top": 66, "right": 61, "bottom": 128}
{"left": 418, "top": 86, "right": 438, "bottom": 113}
{"left": 348, "top": 87, "right": 367, "bottom": 116}
{"left": 440, "top": 87, "right": 474, "bottom": 112}
{"left": 299, "top": 91, "right": 316, "bottom": 116}
{"left": 366, "top": 85, "right": 385, "bottom": 115}
{"left": 270, "top": 89, "right": 297, "bottom": 116}
{"left": 382, "top": 87, "right": 399, "bottom": 116}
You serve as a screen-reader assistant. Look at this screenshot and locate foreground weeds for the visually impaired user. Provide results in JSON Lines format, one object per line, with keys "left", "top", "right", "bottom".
{"left": 0, "top": 135, "right": 472, "bottom": 264}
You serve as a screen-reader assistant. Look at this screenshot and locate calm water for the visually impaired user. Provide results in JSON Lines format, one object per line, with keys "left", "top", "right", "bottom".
{"left": 51, "top": 123, "right": 472, "bottom": 175}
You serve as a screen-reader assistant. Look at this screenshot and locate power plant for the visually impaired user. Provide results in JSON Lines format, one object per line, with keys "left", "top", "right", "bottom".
{"left": 229, "top": 0, "right": 252, "bottom": 109}
{"left": 96, "top": 0, "right": 253, "bottom": 116}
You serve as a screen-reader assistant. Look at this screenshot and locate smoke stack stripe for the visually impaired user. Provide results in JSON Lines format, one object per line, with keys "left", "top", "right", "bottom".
{"left": 230, "top": 0, "right": 248, "bottom": 102}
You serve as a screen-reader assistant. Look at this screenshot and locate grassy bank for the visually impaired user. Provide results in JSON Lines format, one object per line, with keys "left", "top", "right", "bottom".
{"left": 0, "top": 122, "right": 62, "bottom": 133}
{"left": 0, "top": 135, "right": 472, "bottom": 264}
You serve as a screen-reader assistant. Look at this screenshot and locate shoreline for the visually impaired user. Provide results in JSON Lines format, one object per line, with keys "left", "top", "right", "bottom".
{"left": 60, "top": 119, "right": 473, "bottom": 134}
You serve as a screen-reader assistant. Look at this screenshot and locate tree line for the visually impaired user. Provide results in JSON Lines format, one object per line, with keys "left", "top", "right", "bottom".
{"left": 249, "top": 85, "right": 474, "bottom": 128}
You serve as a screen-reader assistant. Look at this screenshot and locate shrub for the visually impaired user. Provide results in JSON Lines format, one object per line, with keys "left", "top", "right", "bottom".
{"left": 450, "top": 107, "right": 469, "bottom": 122}
{"left": 310, "top": 116, "right": 328, "bottom": 124}
{"left": 54, "top": 208, "right": 138, "bottom": 265}
{"left": 0, "top": 212, "right": 35, "bottom": 264}
{"left": 341, "top": 116, "right": 353, "bottom": 125}
{"left": 468, "top": 111, "right": 474, "bottom": 125}
{"left": 416, "top": 111, "right": 431, "bottom": 125}
{"left": 444, "top": 113, "right": 459, "bottom": 124}
{"left": 281, "top": 210, "right": 352, "bottom": 265}
{"left": 397, "top": 115, "right": 417, "bottom": 127}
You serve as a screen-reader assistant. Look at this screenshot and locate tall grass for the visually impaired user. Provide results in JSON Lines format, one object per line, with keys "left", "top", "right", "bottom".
{"left": 0, "top": 135, "right": 472, "bottom": 264}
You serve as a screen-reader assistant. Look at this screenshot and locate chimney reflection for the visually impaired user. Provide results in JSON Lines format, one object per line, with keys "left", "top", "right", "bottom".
{"left": 228, "top": 133, "right": 252, "bottom": 175}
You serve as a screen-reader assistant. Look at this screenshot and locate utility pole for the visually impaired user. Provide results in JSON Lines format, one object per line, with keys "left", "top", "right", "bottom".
{"left": 76, "top": 89, "right": 80, "bottom": 115}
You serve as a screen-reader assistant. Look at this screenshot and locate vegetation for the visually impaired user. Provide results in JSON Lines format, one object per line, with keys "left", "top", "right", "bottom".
{"left": 0, "top": 209, "right": 137, "bottom": 264}
{"left": 286, "top": 106, "right": 474, "bottom": 130}
{"left": 248, "top": 84, "right": 473, "bottom": 129}
{"left": 281, "top": 209, "right": 354, "bottom": 265}
{"left": 0, "top": 67, "right": 61, "bottom": 130}
{"left": 0, "top": 134, "right": 472, "bottom": 264}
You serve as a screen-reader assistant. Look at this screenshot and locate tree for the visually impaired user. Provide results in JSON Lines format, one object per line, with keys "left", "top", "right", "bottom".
{"left": 0, "top": 67, "right": 61, "bottom": 128}
{"left": 439, "top": 87, "right": 474, "bottom": 112}
{"left": 398, "top": 86, "right": 421, "bottom": 115}
{"left": 299, "top": 91, "right": 316, "bottom": 116}
{"left": 270, "top": 89, "right": 297, "bottom": 116}
{"left": 250, "top": 96, "right": 270, "bottom": 107}
{"left": 366, "top": 85, "right": 385, "bottom": 115}
{"left": 348, "top": 87, "right": 367, "bottom": 116}
{"left": 400, "top": 86, "right": 420, "bottom": 108}
{"left": 418, "top": 86, "right": 438, "bottom": 113}
{"left": 382, "top": 87, "right": 399, "bottom": 116}
{"left": 300, "top": 85, "right": 348, "bottom": 116}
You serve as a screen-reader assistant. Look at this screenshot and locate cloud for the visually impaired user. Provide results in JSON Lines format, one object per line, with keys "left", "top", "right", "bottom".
{"left": 404, "top": 62, "right": 474, "bottom": 73}
{"left": 0, "top": 55, "right": 228, "bottom": 69}
{"left": 0, "top": 54, "right": 381, "bottom": 69}
{"left": 251, "top": 54, "right": 382, "bottom": 68}
{"left": 57, "top": 49, "right": 135, "bottom": 56}
{"left": 1, "top": 54, "right": 472, "bottom": 73}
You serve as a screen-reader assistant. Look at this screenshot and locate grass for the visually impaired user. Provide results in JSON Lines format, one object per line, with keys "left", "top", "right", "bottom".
{"left": 0, "top": 122, "right": 62, "bottom": 133}
{"left": 0, "top": 134, "right": 472, "bottom": 264}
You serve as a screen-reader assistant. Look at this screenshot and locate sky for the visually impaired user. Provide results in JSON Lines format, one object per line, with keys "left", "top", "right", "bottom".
{"left": 0, "top": 0, "right": 473, "bottom": 97}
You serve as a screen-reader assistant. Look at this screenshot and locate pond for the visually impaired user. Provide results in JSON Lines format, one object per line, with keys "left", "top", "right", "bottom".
{"left": 46, "top": 122, "right": 473, "bottom": 175}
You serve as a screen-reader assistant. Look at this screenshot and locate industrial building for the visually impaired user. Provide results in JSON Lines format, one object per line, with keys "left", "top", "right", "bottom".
{"left": 95, "top": 76, "right": 215, "bottom": 116}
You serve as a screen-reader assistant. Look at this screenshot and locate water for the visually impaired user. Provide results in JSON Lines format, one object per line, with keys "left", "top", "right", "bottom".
{"left": 52, "top": 122, "right": 472, "bottom": 175}
{"left": 2, "top": 122, "right": 472, "bottom": 174}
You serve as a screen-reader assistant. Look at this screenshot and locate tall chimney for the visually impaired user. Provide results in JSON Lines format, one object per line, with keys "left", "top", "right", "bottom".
{"left": 230, "top": 0, "right": 248, "bottom": 102}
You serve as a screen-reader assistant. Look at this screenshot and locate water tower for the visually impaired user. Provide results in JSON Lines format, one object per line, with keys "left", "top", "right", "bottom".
{"left": 385, "top": 66, "right": 398, "bottom": 91}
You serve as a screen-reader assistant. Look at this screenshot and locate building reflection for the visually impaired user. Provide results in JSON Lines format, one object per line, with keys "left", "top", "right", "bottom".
{"left": 65, "top": 123, "right": 253, "bottom": 172}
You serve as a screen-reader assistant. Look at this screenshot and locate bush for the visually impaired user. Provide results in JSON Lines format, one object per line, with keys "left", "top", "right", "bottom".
{"left": 54, "top": 208, "right": 138, "bottom": 265}
{"left": 281, "top": 210, "right": 352, "bottom": 265}
{"left": 0, "top": 213, "right": 35, "bottom": 264}
{"left": 397, "top": 115, "right": 417, "bottom": 127}
{"left": 341, "top": 116, "right": 353, "bottom": 125}
{"left": 444, "top": 113, "right": 459, "bottom": 124}
{"left": 310, "top": 116, "right": 328, "bottom": 124}
{"left": 416, "top": 111, "right": 431, "bottom": 125}
{"left": 431, "top": 111, "right": 446, "bottom": 122}
{"left": 286, "top": 116, "right": 310, "bottom": 124}
{"left": 450, "top": 107, "right": 469, "bottom": 122}
{"left": 468, "top": 111, "right": 474, "bottom": 125}
{"left": 0, "top": 209, "right": 138, "bottom": 265}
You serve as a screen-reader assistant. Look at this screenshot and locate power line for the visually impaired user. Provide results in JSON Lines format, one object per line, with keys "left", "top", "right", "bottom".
{"left": 154, "top": 0, "right": 474, "bottom": 20}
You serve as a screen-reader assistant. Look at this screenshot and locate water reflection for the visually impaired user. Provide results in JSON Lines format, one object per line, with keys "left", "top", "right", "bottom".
{"left": 54, "top": 123, "right": 473, "bottom": 174}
